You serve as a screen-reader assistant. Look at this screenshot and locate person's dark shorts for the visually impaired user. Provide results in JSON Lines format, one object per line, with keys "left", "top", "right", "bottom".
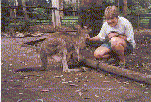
{"left": 124, "top": 41, "right": 133, "bottom": 55}
{"left": 101, "top": 41, "right": 133, "bottom": 55}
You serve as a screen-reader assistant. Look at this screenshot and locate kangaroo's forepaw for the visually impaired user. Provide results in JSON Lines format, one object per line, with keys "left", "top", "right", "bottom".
{"left": 39, "top": 65, "right": 47, "bottom": 71}
{"left": 63, "top": 68, "right": 70, "bottom": 72}
{"left": 38, "top": 68, "right": 46, "bottom": 71}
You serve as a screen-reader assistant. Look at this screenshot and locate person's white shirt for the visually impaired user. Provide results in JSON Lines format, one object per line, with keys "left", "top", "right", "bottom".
{"left": 97, "top": 16, "right": 136, "bottom": 48}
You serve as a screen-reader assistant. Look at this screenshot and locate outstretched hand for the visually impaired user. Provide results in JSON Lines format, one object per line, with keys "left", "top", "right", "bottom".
{"left": 108, "top": 32, "right": 127, "bottom": 41}
{"left": 108, "top": 32, "right": 119, "bottom": 39}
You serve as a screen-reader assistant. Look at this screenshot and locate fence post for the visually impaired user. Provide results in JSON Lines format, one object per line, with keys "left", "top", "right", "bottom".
{"left": 138, "top": 14, "right": 140, "bottom": 29}
{"left": 52, "top": 9, "right": 56, "bottom": 28}
{"left": 149, "top": 17, "right": 151, "bottom": 29}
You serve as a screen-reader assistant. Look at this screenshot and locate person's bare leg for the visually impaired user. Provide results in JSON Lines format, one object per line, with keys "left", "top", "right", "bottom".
{"left": 62, "top": 48, "right": 70, "bottom": 72}
{"left": 94, "top": 46, "right": 111, "bottom": 60}
{"left": 112, "top": 43, "right": 125, "bottom": 63}
{"left": 110, "top": 37, "right": 127, "bottom": 64}
{"left": 75, "top": 46, "right": 80, "bottom": 61}
{"left": 40, "top": 49, "right": 47, "bottom": 70}
{"left": 94, "top": 46, "right": 111, "bottom": 71}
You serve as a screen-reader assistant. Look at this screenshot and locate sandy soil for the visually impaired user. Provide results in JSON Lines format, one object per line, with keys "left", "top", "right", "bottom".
{"left": 1, "top": 27, "right": 151, "bottom": 101}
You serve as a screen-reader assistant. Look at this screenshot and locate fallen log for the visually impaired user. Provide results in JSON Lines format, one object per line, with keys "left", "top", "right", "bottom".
{"left": 82, "top": 58, "right": 151, "bottom": 84}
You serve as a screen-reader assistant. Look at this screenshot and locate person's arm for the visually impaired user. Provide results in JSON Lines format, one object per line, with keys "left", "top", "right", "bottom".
{"left": 87, "top": 23, "right": 107, "bottom": 42}
{"left": 118, "top": 34, "right": 127, "bottom": 40}
{"left": 89, "top": 36, "right": 101, "bottom": 41}
{"left": 124, "top": 20, "right": 135, "bottom": 43}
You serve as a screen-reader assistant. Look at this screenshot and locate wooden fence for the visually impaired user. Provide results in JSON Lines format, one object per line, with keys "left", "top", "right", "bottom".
{"left": 2, "top": 6, "right": 151, "bottom": 33}
{"left": 138, "top": 13, "right": 151, "bottom": 29}
{"left": 2, "top": 6, "right": 57, "bottom": 31}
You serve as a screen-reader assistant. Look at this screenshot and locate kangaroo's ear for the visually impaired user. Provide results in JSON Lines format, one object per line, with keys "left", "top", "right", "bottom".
{"left": 77, "top": 28, "right": 82, "bottom": 36}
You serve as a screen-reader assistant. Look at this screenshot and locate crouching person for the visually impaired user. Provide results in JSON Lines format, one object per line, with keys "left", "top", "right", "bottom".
{"left": 86, "top": 5, "right": 136, "bottom": 67}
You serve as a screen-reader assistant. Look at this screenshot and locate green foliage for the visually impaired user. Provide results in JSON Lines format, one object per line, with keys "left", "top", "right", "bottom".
{"left": 33, "top": 8, "right": 49, "bottom": 19}
{"left": 129, "top": 0, "right": 150, "bottom": 15}
{"left": 131, "top": 5, "right": 148, "bottom": 15}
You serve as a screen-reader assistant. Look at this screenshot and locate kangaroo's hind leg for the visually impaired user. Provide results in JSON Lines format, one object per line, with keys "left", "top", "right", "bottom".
{"left": 75, "top": 46, "right": 80, "bottom": 61}
{"left": 40, "top": 49, "right": 48, "bottom": 71}
{"left": 62, "top": 48, "right": 70, "bottom": 72}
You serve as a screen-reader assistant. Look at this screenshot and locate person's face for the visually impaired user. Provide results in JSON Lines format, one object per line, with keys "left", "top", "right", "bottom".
{"left": 106, "top": 16, "right": 118, "bottom": 27}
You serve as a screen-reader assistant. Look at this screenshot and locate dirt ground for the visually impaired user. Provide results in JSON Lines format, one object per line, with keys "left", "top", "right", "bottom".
{"left": 1, "top": 27, "right": 151, "bottom": 101}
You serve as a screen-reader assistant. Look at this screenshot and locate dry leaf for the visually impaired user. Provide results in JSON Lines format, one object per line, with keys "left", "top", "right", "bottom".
{"left": 79, "top": 92, "right": 83, "bottom": 96}
{"left": 41, "top": 89, "right": 49, "bottom": 92}
{"left": 70, "top": 84, "right": 78, "bottom": 87}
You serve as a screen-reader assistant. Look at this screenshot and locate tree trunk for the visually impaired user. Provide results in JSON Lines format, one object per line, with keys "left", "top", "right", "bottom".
{"left": 52, "top": 0, "right": 61, "bottom": 28}
{"left": 59, "top": 0, "right": 64, "bottom": 19}
{"left": 14, "top": 0, "right": 18, "bottom": 17}
{"left": 72, "top": 0, "right": 76, "bottom": 17}
{"left": 81, "top": 58, "right": 151, "bottom": 84}
{"left": 123, "top": 0, "right": 127, "bottom": 16}
{"left": 14, "top": 0, "right": 18, "bottom": 32}
{"left": 22, "top": 0, "right": 28, "bottom": 20}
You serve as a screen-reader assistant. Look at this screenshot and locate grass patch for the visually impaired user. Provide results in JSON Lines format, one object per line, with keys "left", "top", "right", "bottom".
{"left": 140, "top": 18, "right": 150, "bottom": 23}
{"left": 61, "top": 16, "right": 78, "bottom": 25}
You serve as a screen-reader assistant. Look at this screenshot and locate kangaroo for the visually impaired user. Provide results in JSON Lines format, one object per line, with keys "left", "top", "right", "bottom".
{"left": 24, "top": 26, "right": 90, "bottom": 72}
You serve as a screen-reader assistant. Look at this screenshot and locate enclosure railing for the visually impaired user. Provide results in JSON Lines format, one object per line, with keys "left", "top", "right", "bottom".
{"left": 2, "top": 5, "right": 151, "bottom": 34}
{"left": 138, "top": 13, "right": 151, "bottom": 29}
{"left": 59, "top": 9, "right": 78, "bottom": 32}
{"left": 2, "top": 6, "right": 57, "bottom": 31}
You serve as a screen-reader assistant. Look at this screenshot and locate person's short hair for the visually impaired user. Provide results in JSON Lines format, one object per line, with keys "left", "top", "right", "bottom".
{"left": 105, "top": 6, "right": 119, "bottom": 19}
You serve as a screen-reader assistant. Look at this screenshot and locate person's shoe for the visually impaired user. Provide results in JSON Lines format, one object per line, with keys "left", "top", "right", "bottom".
{"left": 118, "top": 62, "right": 125, "bottom": 68}
{"left": 106, "top": 58, "right": 120, "bottom": 66}
{"left": 105, "top": 58, "right": 118, "bottom": 65}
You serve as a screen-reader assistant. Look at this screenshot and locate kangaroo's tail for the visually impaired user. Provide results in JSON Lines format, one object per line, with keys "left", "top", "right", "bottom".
{"left": 21, "top": 38, "right": 46, "bottom": 53}
{"left": 24, "top": 38, "right": 46, "bottom": 45}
